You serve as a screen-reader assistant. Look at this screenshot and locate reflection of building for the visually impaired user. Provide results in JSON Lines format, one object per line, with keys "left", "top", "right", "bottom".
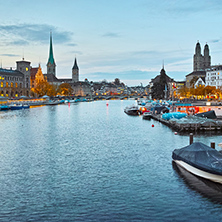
{"left": 186, "top": 42, "right": 211, "bottom": 88}
{"left": 0, "top": 59, "right": 31, "bottom": 97}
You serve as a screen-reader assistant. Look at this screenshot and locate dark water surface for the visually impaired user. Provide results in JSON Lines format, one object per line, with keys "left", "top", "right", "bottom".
{"left": 1, "top": 100, "right": 222, "bottom": 221}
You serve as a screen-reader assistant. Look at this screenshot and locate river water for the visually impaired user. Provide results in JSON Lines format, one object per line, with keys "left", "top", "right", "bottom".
{"left": 1, "top": 100, "right": 222, "bottom": 221}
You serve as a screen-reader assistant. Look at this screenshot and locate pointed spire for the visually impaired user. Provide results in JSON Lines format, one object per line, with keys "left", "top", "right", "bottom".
{"left": 73, "top": 57, "right": 79, "bottom": 70}
{"left": 162, "top": 60, "right": 164, "bottom": 70}
{"left": 48, "top": 32, "right": 55, "bottom": 64}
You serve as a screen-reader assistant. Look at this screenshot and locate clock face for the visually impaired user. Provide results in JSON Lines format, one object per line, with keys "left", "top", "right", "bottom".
{"left": 26, "top": 67, "right": 28, "bottom": 71}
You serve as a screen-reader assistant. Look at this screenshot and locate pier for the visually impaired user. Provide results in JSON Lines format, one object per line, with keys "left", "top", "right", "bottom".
{"left": 148, "top": 114, "right": 222, "bottom": 132}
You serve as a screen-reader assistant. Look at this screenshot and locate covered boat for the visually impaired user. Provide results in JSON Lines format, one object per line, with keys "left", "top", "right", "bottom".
{"left": 172, "top": 142, "right": 222, "bottom": 184}
{"left": 195, "top": 110, "right": 217, "bottom": 119}
{"left": 162, "top": 112, "right": 187, "bottom": 120}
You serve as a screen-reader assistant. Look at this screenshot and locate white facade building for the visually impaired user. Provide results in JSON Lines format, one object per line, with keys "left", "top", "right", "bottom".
{"left": 206, "top": 65, "right": 222, "bottom": 88}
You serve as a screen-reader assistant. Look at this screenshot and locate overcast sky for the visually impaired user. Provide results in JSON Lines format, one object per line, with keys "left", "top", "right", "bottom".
{"left": 0, "top": 0, "right": 222, "bottom": 86}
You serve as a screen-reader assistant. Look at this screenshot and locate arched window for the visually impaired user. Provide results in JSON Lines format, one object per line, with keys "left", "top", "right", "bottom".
{"left": 1, "top": 82, "right": 3, "bottom": 87}
{"left": 6, "top": 82, "right": 8, "bottom": 87}
{"left": 11, "top": 82, "right": 13, "bottom": 87}
{"left": 15, "top": 82, "right": 18, "bottom": 88}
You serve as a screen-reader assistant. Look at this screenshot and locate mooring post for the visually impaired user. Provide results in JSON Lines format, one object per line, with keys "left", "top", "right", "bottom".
{"left": 189, "top": 133, "right": 193, "bottom": 145}
{"left": 211, "top": 142, "right": 215, "bottom": 149}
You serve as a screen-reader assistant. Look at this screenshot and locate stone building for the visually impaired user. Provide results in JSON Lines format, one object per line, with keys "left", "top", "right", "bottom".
{"left": 186, "top": 42, "right": 211, "bottom": 87}
{"left": 0, "top": 59, "right": 31, "bottom": 97}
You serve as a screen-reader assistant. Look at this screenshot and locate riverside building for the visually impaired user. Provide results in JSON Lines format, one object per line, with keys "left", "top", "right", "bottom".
{"left": 0, "top": 59, "right": 31, "bottom": 97}
{"left": 205, "top": 65, "right": 222, "bottom": 89}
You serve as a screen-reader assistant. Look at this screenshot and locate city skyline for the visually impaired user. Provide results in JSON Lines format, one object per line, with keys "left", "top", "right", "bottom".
{"left": 0, "top": 0, "right": 222, "bottom": 86}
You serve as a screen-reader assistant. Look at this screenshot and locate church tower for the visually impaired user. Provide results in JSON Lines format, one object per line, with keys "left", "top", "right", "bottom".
{"left": 193, "top": 41, "right": 203, "bottom": 71}
{"left": 193, "top": 41, "right": 211, "bottom": 71}
{"left": 72, "top": 58, "right": 79, "bottom": 82}
{"left": 47, "top": 32, "right": 56, "bottom": 76}
{"left": 203, "top": 43, "right": 211, "bottom": 69}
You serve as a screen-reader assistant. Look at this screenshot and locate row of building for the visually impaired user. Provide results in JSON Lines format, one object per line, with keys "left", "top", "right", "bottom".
{"left": 0, "top": 35, "right": 221, "bottom": 98}
{"left": 149, "top": 41, "right": 222, "bottom": 99}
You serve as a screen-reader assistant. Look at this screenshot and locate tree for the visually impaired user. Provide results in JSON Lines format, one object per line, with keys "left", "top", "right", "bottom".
{"left": 47, "top": 84, "right": 58, "bottom": 97}
{"left": 58, "top": 83, "right": 73, "bottom": 96}
{"left": 114, "top": 78, "right": 120, "bottom": 85}
{"left": 33, "top": 81, "right": 49, "bottom": 97}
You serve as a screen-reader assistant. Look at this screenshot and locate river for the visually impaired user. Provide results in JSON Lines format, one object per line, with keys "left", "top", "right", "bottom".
{"left": 0, "top": 99, "right": 222, "bottom": 221}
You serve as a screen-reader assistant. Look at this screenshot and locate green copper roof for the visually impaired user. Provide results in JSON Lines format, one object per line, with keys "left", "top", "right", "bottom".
{"left": 47, "top": 33, "right": 55, "bottom": 65}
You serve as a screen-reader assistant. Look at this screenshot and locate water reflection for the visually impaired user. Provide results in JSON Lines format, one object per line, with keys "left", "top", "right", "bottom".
{"left": 172, "top": 161, "right": 222, "bottom": 204}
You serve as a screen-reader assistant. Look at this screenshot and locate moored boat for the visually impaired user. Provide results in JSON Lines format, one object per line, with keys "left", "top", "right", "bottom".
{"left": 124, "top": 105, "right": 141, "bottom": 116}
{"left": 10, "top": 104, "right": 30, "bottom": 110}
{"left": 172, "top": 142, "right": 222, "bottom": 184}
{"left": 142, "top": 112, "right": 152, "bottom": 120}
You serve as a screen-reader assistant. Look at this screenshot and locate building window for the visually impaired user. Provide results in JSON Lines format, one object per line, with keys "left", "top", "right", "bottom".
{"left": 11, "top": 82, "right": 13, "bottom": 87}
{"left": 1, "top": 82, "right": 3, "bottom": 87}
{"left": 6, "top": 82, "right": 8, "bottom": 87}
{"left": 15, "top": 83, "right": 18, "bottom": 88}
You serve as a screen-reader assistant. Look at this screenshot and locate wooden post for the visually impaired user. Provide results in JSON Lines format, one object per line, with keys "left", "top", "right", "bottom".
{"left": 190, "top": 133, "right": 193, "bottom": 145}
{"left": 211, "top": 142, "right": 215, "bottom": 149}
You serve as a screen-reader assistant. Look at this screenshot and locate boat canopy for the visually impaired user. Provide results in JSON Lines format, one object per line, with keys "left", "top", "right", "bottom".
{"left": 195, "top": 110, "right": 217, "bottom": 119}
{"left": 172, "top": 142, "right": 222, "bottom": 176}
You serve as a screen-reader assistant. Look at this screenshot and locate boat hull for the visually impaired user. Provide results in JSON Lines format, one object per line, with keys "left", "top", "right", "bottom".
{"left": 173, "top": 160, "right": 222, "bottom": 184}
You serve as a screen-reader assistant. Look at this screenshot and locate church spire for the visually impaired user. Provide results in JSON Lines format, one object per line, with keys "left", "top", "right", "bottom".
{"left": 47, "top": 32, "right": 56, "bottom": 76}
{"left": 72, "top": 57, "right": 79, "bottom": 82}
{"left": 73, "top": 57, "right": 79, "bottom": 70}
{"left": 48, "top": 32, "right": 55, "bottom": 65}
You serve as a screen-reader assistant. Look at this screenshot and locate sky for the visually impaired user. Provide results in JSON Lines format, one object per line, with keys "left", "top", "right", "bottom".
{"left": 0, "top": 0, "right": 222, "bottom": 86}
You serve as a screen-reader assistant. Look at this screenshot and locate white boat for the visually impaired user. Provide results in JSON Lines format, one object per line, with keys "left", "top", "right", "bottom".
{"left": 172, "top": 142, "right": 222, "bottom": 184}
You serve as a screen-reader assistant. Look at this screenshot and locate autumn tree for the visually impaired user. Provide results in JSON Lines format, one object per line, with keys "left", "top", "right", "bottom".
{"left": 58, "top": 83, "right": 73, "bottom": 96}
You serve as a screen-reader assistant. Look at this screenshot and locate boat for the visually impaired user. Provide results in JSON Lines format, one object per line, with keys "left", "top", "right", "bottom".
{"left": 124, "top": 105, "right": 141, "bottom": 116}
{"left": 10, "top": 104, "right": 30, "bottom": 110}
{"left": 0, "top": 105, "right": 10, "bottom": 111}
{"left": 172, "top": 161, "right": 222, "bottom": 203}
{"left": 195, "top": 110, "right": 217, "bottom": 119}
{"left": 162, "top": 112, "right": 187, "bottom": 120}
{"left": 172, "top": 142, "right": 222, "bottom": 184}
{"left": 45, "top": 100, "right": 64, "bottom": 105}
{"left": 142, "top": 112, "right": 152, "bottom": 120}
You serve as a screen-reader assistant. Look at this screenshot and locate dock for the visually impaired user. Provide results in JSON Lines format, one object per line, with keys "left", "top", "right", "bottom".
{"left": 148, "top": 114, "right": 222, "bottom": 132}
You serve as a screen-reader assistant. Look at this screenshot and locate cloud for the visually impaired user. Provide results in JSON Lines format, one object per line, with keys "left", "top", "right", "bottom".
{"left": 102, "top": 32, "right": 120, "bottom": 38}
{"left": 209, "top": 39, "right": 220, "bottom": 43}
{"left": 11, "top": 40, "right": 29, "bottom": 46}
{"left": 0, "top": 53, "right": 19, "bottom": 57}
{"left": 0, "top": 23, "right": 73, "bottom": 46}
